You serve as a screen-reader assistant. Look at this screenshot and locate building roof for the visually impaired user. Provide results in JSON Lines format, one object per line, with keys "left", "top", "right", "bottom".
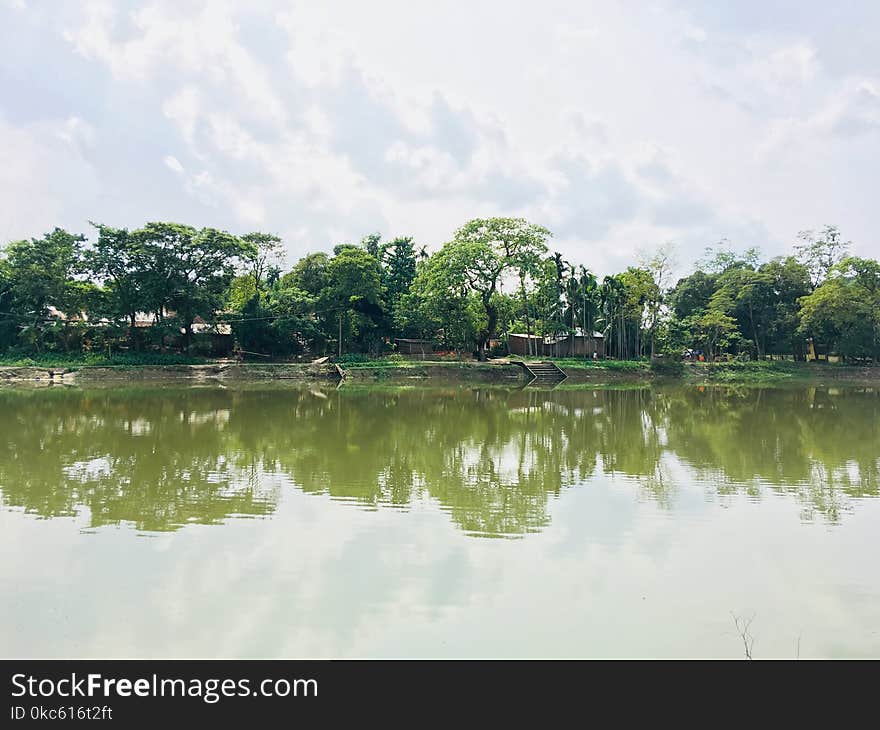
{"left": 509, "top": 331, "right": 604, "bottom": 339}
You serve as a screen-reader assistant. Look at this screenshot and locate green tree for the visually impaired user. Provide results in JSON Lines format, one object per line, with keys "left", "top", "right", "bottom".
{"left": 761, "top": 256, "right": 812, "bottom": 357}
{"left": 413, "top": 218, "right": 550, "bottom": 358}
{"left": 599, "top": 275, "right": 628, "bottom": 359}
{"left": 321, "top": 246, "right": 383, "bottom": 355}
{"left": 1, "top": 228, "right": 86, "bottom": 351}
{"left": 84, "top": 223, "right": 145, "bottom": 338}
{"left": 694, "top": 309, "right": 740, "bottom": 359}
{"left": 668, "top": 270, "right": 718, "bottom": 322}
{"left": 795, "top": 225, "right": 850, "bottom": 288}
{"left": 284, "top": 252, "right": 330, "bottom": 298}
{"left": 380, "top": 236, "right": 418, "bottom": 334}
{"left": 129, "top": 222, "right": 252, "bottom": 351}
{"left": 240, "top": 232, "right": 284, "bottom": 303}
{"left": 798, "top": 256, "right": 880, "bottom": 361}
{"left": 639, "top": 242, "right": 676, "bottom": 357}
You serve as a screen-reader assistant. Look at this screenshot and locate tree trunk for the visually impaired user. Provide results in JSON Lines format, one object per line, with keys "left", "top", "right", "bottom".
{"left": 338, "top": 311, "right": 343, "bottom": 357}
{"left": 521, "top": 278, "right": 532, "bottom": 358}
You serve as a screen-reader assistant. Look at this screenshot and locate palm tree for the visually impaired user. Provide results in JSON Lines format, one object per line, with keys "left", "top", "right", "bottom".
{"left": 552, "top": 252, "right": 566, "bottom": 357}
{"left": 599, "top": 275, "right": 627, "bottom": 359}
{"left": 564, "top": 264, "right": 580, "bottom": 356}
{"left": 578, "top": 266, "right": 598, "bottom": 358}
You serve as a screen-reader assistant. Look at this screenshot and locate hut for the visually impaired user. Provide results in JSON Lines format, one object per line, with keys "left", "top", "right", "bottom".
{"left": 508, "top": 331, "right": 604, "bottom": 358}
{"left": 395, "top": 338, "right": 435, "bottom": 356}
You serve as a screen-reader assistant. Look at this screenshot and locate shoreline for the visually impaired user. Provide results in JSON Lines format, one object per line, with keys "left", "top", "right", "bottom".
{"left": 2, "top": 360, "right": 880, "bottom": 386}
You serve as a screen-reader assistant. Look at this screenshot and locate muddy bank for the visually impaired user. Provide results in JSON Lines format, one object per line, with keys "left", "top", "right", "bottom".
{"left": 0, "top": 361, "right": 530, "bottom": 385}
{"left": 0, "top": 363, "right": 339, "bottom": 383}
{"left": 340, "top": 362, "right": 526, "bottom": 383}
{"left": 2, "top": 361, "right": 879, "bottom": 386}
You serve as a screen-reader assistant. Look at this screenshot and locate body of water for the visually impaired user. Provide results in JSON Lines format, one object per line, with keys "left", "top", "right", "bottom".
{"left": 1, "top": 383, "right": 878, "bottom": 657}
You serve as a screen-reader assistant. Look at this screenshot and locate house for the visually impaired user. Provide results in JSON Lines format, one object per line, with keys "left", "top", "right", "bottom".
{"left": 395, "top": 338, "right": 435, "bottom": 356}
{"left": 508, "top": 330, "right": 604, "bottom": 358}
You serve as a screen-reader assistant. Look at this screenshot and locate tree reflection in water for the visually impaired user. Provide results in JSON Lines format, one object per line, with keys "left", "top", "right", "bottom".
{"left": 0, "top": 384, "right": 877, "bottom": 535}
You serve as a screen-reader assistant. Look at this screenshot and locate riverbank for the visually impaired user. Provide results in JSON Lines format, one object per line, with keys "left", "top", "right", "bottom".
{"left": 2, "top": 357, "right": 879, "bottom": 385}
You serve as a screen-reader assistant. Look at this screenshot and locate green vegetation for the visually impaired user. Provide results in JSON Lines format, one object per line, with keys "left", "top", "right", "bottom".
{"left": 0, "top": 352, "right": 209, "bottom": 368}
{"left": 531, "top": 357, "right": 650, "bottom": 372}
{"left": 1, "top": 219, "right": 877, "bottom": 367}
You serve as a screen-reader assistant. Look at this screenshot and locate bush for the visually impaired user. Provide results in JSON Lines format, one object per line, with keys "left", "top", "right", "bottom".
{"left": 650, "top": 358, "right": 685, "bottom": 376}
{"left": 0, "top": 352, "right": 208, "bottom": 368}
{"left": 334, "top": 353, "right": 374, "bottom": 365}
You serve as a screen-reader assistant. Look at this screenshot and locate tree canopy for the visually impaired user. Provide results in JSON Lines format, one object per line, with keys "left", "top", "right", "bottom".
{"left": 1, "top": 217, "right": 877, "bottom": 363}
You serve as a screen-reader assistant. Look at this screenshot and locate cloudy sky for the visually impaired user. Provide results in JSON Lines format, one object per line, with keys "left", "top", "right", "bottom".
{"left": 1, "top": 0, "right": 878, "bottom": 275}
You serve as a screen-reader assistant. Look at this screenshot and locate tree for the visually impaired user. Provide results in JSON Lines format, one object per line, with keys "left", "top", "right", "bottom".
{"left": 0, "top": 263, "right": 13, "bottom": 349}
{"left": 321, "top": 246, "right": 383, "bottom": 355}
{"left": 795, "top": 225, "right": 850, "bottom": 288}
{"left": 698, "top": 241, "right": 760, "bottom": 274}
{"left": 85, "top": 223, "right": 144, "bottom": 337}
{"left": 129, "top": 222, "right": 252, "bottom": 351}
{"left": 798, "top": 256, "right": 880, "bottom": 361}
{"left": 232, "top": 283, "right": 318, "bottom": 358}
{"left": 576, "top": 266, "right": 600, "bottom": 358}
{"left": 284, "top": 252, "right": 329, "bottom": 297}
{"left": 668, "top": 270, "right": 718, "bottom": 322}
{"left": 240, "top": 232, "right": 284, "bottom": 303}
{"left": 761, "top": 256, "right": 811, "bottom": 358}
{"left": 639, "top": 242, "right": 676, "bottom": 357}
{"left": 1, "top": 228, "right": 86, "bottom": 351}
{"left": 599, "top": 275, "right": 627, "bottom": 359}
{"left": 695, "top": 309, "right": 740, "bottom": 360}
{"left": 711, "top": 267, "right": 771, "bottom": 358}
{"left": 380, "top": 236, "right": 418, "bottom": 324}
{"left": 413, "top": 218, "right": 550, "bottom": 358}
{"left": 619, "top": 267, "right": 657, "bottom": 359}
{"left": 709, "top": 256, "right": 811, "bottom": 359}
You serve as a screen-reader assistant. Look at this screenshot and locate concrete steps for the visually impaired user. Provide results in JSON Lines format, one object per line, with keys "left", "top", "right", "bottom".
{"left": 514, "top": 361, "right": 568, "bottom": 386}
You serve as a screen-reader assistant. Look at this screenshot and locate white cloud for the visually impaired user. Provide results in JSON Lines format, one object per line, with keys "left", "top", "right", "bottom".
{"left": 162, "top": 87, "right": 200, "bottom": 146}
{"left": 163, "top": 155, "right": 184, "bottom": 174}
{"left": 2, "top": 0, "right": 879, "bottom": 270}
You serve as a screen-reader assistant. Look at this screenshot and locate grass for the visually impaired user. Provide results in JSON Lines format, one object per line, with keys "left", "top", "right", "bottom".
{"left": 529, "top": 357, "right": 650, "bottom": 372}
{"left": 336, "top": 354, "right": 491, "bottom": 369}
{"left": 680, "top": 360, "right": 876, "bottom": 383}
{"left": 0, "top": 352, "right": 212, "bottom": 368}
{"left": 4, "top": 350, "right": 877, "bottom": 385}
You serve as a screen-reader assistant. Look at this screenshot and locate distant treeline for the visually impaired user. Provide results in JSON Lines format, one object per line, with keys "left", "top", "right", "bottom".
{"left": 0, "top": 218, "right": 877, "bottom": 362}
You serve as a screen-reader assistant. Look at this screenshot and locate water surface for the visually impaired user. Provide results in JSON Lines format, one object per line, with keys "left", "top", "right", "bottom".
{"left": 1, "top": 383, "right": 878, "bottom": 657}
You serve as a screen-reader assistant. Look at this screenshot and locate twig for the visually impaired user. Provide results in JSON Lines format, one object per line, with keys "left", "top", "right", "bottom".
{"left": 731, "top": 611, "right": 755, "bottom": 660}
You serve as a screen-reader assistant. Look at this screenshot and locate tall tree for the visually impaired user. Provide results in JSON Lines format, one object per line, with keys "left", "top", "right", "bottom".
{"left": 415, "top": 218, "right": 550, "bottom": 359}
{"left": 795, "top": 225, "right": 850, "bottom": 288}
{"left": 1, "top": 228, "right": 85, "bottom": 351}
{"left": 129, "top": 222, "right": 251, "bottom": 350}
{"left": 240, "top": 232, "right": 284, "bottom": 303}
{"left": 799, "top": 256, "right": 880, "bottom": 361}
{"left": 321, "top": 246, "right": 383, "bottom": 355}
{"left": 85, "top": 223, "right": 143, "bottom": 335}
{"left": 381, "top": 237, "right": 418, "bottom": 309}
{"left": 639, "top": 242, "right": 676, "bottom": 357}
{"left": 284, "top": 252, "right": 330, "bottom": 297}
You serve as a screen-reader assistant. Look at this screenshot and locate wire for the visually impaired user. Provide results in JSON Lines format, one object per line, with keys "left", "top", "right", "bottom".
{"left": 0, "top": 310, "right": 314, "bottom": 325}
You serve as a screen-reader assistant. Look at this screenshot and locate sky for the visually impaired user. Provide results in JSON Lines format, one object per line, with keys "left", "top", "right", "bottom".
{"left": 1, "top": 0, "right": 878, "bottom": 277}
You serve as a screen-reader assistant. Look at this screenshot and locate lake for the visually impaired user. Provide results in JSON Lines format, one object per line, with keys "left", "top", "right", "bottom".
{"left": 1, "top": 383, "right": 878, "bottom": 658}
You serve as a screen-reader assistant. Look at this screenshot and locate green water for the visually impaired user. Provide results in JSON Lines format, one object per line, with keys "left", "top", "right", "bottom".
{"left": 1, "top": 383, "right": 878, "bottom": 657}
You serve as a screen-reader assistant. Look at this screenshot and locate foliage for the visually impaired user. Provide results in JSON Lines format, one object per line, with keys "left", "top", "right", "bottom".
{"left": 402, "top": 218, "right": 550, "bottom": 358}
{"left": 0, "top": 351, "right": 208, "bottom": 367}
{"left": 649, "top": 358, "right": 685, "bottom": 376}
{"left": 1, "top": 218, "right": 877, "bottom": 366}
{"left": 798, "top": 256, "right": 880, "bottom": 361}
